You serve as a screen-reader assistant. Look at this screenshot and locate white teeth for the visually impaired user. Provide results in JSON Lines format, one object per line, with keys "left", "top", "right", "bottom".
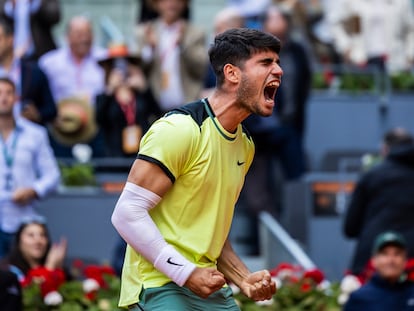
{"left": 266, "top": 81, "right": 278, "bottom": 87}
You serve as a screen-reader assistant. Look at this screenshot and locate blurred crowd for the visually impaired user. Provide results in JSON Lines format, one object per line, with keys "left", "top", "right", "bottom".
{"left": 1, "top": 0, "right": 414, "bottom": 309}
{"left": 0, "top": 0, "right": 412, "bottom": 160}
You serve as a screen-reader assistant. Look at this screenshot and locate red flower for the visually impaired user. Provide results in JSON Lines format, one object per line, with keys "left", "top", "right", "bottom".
{"left": 85, "top": 290, "right": 97, "bottom": 301}
{"left": 23, "top": 267, "right": 66, "bottom": 297}
{"left": 72, "top": 259, "right": 84, "bottom": 270}
{"left": 405, "top": 259, "right": 414, "bottom": 281}
{"left": 288, "top": 275, "right": 300, "bottom": 284}
{"left": 270, "top": 263, "right": 301, "bottom": 277}
{"left": 303, "top": 269, "right": 325, "bottom": 285}
{"left": 83, "top": 265, "right": 116, "bottom": 288}
{"left": 357, "top": 259, "right": 375, "bottom": 284}
{"left": 323, "top": 70, "right": 334, "bottom": 86}
{"left": 300, "top": 281, "right": 312, "bottom": 293}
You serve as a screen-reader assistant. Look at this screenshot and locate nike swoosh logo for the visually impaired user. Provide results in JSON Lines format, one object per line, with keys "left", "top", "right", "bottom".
{"left": 167, "top": 257, "right": 183, "bottom": 266}
{"left": 237, "top": 161, "right": 245, "bottom": 166}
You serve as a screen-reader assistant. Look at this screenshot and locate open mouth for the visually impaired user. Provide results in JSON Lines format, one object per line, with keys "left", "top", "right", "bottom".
{"left": 264, "top": 81, "right": 279, "bottom": 101}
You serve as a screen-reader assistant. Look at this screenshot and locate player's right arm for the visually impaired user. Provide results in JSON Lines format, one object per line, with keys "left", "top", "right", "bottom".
{"left": 112, "top": 158, "right": 225, "bottom": 296}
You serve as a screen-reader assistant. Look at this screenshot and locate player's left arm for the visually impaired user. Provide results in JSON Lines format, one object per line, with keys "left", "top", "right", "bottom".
{"left": 217, "top": 238, "right": 276, "bottom": 301}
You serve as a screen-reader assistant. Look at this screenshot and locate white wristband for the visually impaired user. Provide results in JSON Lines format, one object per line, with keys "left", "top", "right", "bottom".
{"left": 154, "top": 245, "right": 196, "bottom": 286}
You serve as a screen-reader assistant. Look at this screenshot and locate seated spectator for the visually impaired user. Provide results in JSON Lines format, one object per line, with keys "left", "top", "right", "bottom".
{"left": 0, "top": 77, "right": 60, "bottom": 258}
{"left": 0, "top": 0, "right": 60, "bottom": 60}
{"left": 344, "top": 127, "right": 414, "bottom": 275}
{"left": 344, "top": 231, "right": 414, "bottom": 310}
{"left": 39, "top": 15, "right": 107, "bottom": 157}
{"left": 1, "top": 216, "right": 68, "bottom": 292}
{"left": 96, "top": 44, "right": 161, "bottom": 157}
{"left": 0, "top": 17, "right": 56, "bottom": 125}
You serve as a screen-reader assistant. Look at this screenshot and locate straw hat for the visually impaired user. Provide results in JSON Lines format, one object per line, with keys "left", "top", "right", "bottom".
{"left": 49, "top": 97, "right": 97, "bottom": 146}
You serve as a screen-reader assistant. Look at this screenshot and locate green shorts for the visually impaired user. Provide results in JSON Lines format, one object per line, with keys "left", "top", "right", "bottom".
{"left": 130, "top": 282, "right": 241, "bottom": 311}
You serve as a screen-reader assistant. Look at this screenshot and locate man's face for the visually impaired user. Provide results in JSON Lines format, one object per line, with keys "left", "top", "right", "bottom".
{"left": 156, "top": 0, "right": 186, "bottom": 24}
{"left": 373, "top": 245, "right": 407, "bottom": 282}
{"left": 235, "top": 50, "right": 283, "bottom": 117}
{"left": 0, "top": 81, "right": 16, "bottom": 116}
{"left": 67, "top": 20, "right": 92, "bottom": 59}
{"left": 0, "top": 27, "right": 13, "bottom": 60}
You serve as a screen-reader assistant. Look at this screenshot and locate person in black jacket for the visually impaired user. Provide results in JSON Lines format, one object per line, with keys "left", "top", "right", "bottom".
{"left": 344, "top": 128, "right": 414, "bottom": 275}
{"left": 239, "top": 5, "right": 312, "bottom": 255}
{"left": 96, "top": 45, "right": 161, "bottom": 157}
{"left": 344, "top": 231, "right": 414, "bottom": 311}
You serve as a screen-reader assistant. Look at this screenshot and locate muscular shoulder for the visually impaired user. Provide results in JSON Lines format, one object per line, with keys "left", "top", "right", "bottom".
{"left": 138, "top": 101, "right": 207, "bottom": 179}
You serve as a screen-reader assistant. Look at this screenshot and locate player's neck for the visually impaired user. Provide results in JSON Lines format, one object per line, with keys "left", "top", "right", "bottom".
{"left": 207, "top": 91, "right": 249, "bottom": 133}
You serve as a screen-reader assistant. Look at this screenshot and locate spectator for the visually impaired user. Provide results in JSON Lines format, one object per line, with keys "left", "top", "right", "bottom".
{"left": 39, "top": 15, "right": 105, "bottom": 105}
{"left": 96, "top": 44, "right": 160, "bottom": 157}
{"left": 39, "top": 15, "right": 107, "bottom": 158}
{"left": 0, "top": 0, "right": 60, "bottom": 60}
{"left": 136, "top": 0, "right": 208, "bottom": 113}
{"left": 242, "top": 4, "right": 310, "bottom": 219}
{"left": 0, "top": 77, "right": 60, "bottom": 258}
{"left": 263, "top": 5, "right": 311, "bottom": 159}
{"left": 0, "top": 17, "right": 56, "bottom": 125}
{"left": 344, "top": 127, "right": 414, "bottom": 275}
{"left": 344, "top": 231, "right": 414, "bottom": 310}
{"left": 329, "top": 0, "right": 414, "bottom": 74}
{"left": 1, "top": 216, "right": 68, "bottom": 288}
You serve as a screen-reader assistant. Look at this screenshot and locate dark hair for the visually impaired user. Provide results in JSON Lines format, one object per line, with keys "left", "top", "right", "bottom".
{"left": 0, "top": 17, "right": 14, "bottom": 36}
{"left": 6, "top": 221, "right": 51, "bottom": 275}
{"left": 208, "top": 28, "right": 281, "bottom": 86}
{"left": 383, "top": 127, "right": 413, "bottom": 148}
{"left": 0, "top": 76, "right": 16, "bottom": 91}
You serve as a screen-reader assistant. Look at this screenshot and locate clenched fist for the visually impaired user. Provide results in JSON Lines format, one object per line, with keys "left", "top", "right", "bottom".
{"left": 239, "top": 270, "right": 276, "bottom": 301}
{"left": 184, "top": 267, "right": 226, "bottom": 298}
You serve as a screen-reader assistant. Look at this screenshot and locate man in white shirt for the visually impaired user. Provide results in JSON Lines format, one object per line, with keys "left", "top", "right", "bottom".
{"left": 0, "top": 77, "right": 60, "bottom": 258}
{"left": 38, "top": 15, "right": 106, "bottom": 157}
{"left": 39, "top": 15, "right": 106, "bottom": 106}
{"left": 136, "top": 0, "right": 207, "bottom": 113}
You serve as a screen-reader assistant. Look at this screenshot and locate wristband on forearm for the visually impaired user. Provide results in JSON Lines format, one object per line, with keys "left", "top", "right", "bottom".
{"left": 112, "top": 182, "right": 195, "bottom": 286}
{"left": 154, "top": 245, "right": 196, "bottom": 286}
